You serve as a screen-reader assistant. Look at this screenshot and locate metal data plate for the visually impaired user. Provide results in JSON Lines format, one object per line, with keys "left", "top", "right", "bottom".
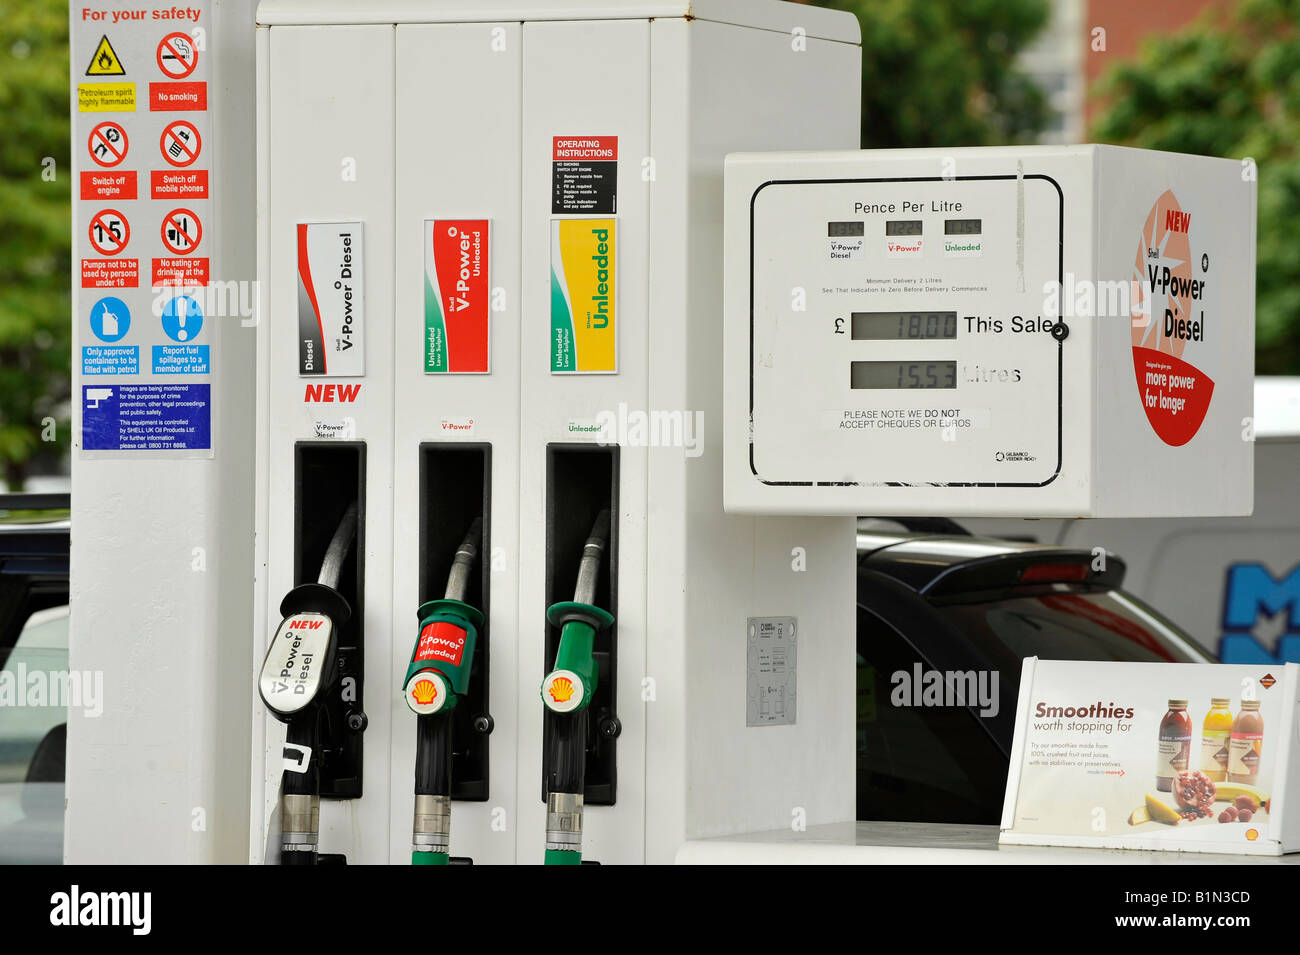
{"left": 746, "top": 616, "right": 797, "bottom": 726}
{"left": 258, "top": 611, "right": 334, "bottom": 716}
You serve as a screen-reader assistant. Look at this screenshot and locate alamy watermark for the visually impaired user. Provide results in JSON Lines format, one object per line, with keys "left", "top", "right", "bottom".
{"left": 594, "top": 402, "right": 704, "bottom": 458}
{"left": 0, "top": 666, "right": 103, "bottom": 717}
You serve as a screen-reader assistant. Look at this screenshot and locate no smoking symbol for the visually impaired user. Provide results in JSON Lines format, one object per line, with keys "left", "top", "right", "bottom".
{"left": 88, "top": 209, "right": 130, "bottom": 255}
{"left": 88, "top": 121, "right": 128, "bottom": 167}
{"left": 156, "top": 32, "right": 197, "bottom": 79}
{"left": 161, "top": 208, "right": 202, "bottom": 255}
{"left": 160, "top": 120, "right": 201, "bottom": 167}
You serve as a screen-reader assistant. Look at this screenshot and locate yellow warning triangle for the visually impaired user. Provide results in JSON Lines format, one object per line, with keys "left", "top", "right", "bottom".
{"left": 86, "top": 36, "right": 125, "bottom": 76}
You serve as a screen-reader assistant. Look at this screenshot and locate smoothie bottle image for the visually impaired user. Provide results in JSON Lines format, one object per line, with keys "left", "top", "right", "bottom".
{"left": 1156, "top": 699, "right": 1191, "bottom": 792}
{"left": 1227, "top": 700, "right": 1264, "bottom": 784}
{"left": 1201, "top": 697, "right": 1233, "bottom": 782}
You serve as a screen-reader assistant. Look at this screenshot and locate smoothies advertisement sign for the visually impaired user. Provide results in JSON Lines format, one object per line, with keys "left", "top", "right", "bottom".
{"left": 1001, "top": 660, "right": 1300, "bottom": 855}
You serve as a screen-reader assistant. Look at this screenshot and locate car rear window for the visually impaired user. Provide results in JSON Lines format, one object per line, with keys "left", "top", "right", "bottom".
{"left": 932, "top": 588, "right": 1212, "bottom": 675}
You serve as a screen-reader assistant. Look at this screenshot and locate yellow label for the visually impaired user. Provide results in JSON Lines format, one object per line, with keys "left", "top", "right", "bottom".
{"left": 78, "top": 83, "right": 135, "bottom": 113}
{"left": 550, "top": 218, "right": 616, "bottom": 373}
{"left": 85, "top": 36, "right": 125, "bottom": 76}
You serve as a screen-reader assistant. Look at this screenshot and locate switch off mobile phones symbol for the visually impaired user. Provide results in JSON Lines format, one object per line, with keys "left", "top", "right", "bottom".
{"left": 160, "top": 120, "right": 201, "bottom": 167}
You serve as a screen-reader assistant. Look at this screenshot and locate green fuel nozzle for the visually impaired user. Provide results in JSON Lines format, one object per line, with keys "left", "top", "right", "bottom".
{"left": 406, "top": 517, "right": 484, "bottom": 865}
{"left": 541, "top": 510, "right": 614, "bottom": 865}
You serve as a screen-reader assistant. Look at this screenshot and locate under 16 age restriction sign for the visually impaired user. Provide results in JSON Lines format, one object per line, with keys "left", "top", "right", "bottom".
{"left": 89, "top": 209, "right": 130, "bottom": 255}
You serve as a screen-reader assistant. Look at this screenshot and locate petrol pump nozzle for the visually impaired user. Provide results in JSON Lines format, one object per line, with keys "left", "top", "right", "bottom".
{"left": 405, "top": 517, "right": 485, "bottom": 864}
{"left": 541, "top": 510, "right": 614, "bottom": 865}
{"left": 256, "top": 502, "right": 358, "bottom": 865}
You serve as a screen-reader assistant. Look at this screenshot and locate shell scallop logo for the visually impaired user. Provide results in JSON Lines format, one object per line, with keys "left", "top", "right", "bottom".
{"left": 1245, "top": 828, "right": 1259, "bottom": 842}
{"left": 412, "top": 679, "right": 438, "bottom": 706}
{"left": 548, "top": 677, "right": 575, "bottom": 704}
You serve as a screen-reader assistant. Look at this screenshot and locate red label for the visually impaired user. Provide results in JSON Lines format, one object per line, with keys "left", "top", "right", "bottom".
{"left": 81, "top": 258, "right": 139, "bottom": 289}
{"left": 152, "top": 257, "right": 210, "bottom": 286}
{"left": 415, "top": 621, "right": 467, "bottom": 667}
{"left": 80, "top": 170, "right": 137, "bottom": 201}
{"left": 150, "top": 82, "right": 207, "bottom": 111}
{"left": 151, "top": 169, "right": 209, "bottom": 200}
{"left": 553, "top": 136, "right": 617, "bottom": 161}
{"left": 431, "top": 220, "right": 490, "bottom": 372}
{"left": 1131, "top": 190, "right": 1214, "bottom": 446}
{"left": 303, "top": 383, "right": 361, "bottom": 403}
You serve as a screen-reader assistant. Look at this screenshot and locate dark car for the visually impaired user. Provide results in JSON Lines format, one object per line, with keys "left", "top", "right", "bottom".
{"left": 0, "top": 493, "right": 70, "bottom": 864}
{"left": 856, "top": 524, "right": 1212, "bottom": 826}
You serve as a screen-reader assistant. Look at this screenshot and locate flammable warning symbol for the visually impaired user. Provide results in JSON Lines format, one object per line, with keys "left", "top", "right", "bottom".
{"left": 86, "top": 36, "right": 125, "bottom": 76}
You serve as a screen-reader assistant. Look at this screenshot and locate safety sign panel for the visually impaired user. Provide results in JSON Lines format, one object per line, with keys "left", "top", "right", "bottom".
{"left": 551, "top": 218, "right": 616, "bottom": 373}
{"left": 82, "top": 383, "right": 211, "bottom": 452}
{"left": 297, "top": 222, "right": 365, "bottom": 377}
{"left": 72, "top": 0, "right": 215, "bottom": 457}
{"left": 424, "top": 219, "right": 489, "bottom": 374}
{"left": 552, "top": 136, "right": 617, "bottom": 214}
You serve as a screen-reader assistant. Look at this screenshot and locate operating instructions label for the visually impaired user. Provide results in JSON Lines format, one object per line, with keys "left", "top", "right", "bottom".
{"left": 747, "top": 616, "right": 797, "bottom": 727}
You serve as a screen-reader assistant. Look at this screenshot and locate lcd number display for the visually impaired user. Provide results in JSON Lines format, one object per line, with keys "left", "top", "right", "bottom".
{"left": 850, "top": 360, "right": 957, "bottom": 390}
{"left": 851, "top": 311, "right": 958, "bottom": 341}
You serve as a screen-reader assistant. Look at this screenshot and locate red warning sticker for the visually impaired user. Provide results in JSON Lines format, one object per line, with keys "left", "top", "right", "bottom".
{"left": 1131, "top": 190, "right": 1215, "bottom": 447}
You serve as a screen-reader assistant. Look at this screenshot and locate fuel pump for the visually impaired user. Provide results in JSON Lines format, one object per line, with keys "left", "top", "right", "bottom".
{"left": 541, "top": 511, "right": 614, "bottom": 865}
{"left": 403, "top": 518, "right": 484, "bottom": 865}
{"left": 257, "top": 503, "right": 359, "bottom": 865}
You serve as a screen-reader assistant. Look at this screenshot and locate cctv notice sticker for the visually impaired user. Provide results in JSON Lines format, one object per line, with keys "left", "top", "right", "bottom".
{"left": 297, "top": 222, "right": 364, "bottom": 376}
{"left": 1130, "top": 191, "right": 1215, "bottom": 446}
{"left": 1001, "top": 659, "right": 1300, "bottom": 856}
{"left": 551, "top": 218, "right": 616, "bottom": 373}
{"left": 424, "top": 219, "right": 490, "bottom": 373}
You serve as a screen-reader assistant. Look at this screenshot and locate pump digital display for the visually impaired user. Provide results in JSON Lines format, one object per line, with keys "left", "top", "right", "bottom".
{"left": 851, "top": 311, "right": 958, "bottom": 341}
{"left": 884, "top": 220, "right": 923, "bottom": 236}
{"left": 944, "top": 218, "right": 982, "bottom": 235}
{"left": 850, "top": 360, "right": 957, "bottom": 390}
{"left": 827, "top": 221, "right": 865, "bottom": 237}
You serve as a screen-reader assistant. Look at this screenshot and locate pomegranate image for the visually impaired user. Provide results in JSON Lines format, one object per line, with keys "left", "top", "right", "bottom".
{"left": 1172, "top": 769, "right": 1217, "bottom": 816}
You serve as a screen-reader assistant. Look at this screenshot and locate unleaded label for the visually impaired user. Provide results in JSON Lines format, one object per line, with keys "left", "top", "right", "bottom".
{"left": 424, "top": 219, "right": 489, "bottom": 373}
{"left": 550, "top": 219, "right": 616, "bottom": 373}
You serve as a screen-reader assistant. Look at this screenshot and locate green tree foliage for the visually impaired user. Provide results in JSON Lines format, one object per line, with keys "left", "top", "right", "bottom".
{"left": 0, "top": 0, "right": 70, "bottom": 489}
{"left": 1093, "top": 0, "right": 1300, "bottom": 374}
{"left": 816, "top": 0, "right": 1052, "bottom": 147}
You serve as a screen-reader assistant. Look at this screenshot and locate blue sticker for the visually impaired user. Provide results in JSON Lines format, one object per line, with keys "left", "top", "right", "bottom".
{"left": 152, "top": 344, "right": 209, "bottom": 375}
{"left": 82, "top": 383, "right": 211, "bottom": 452}
{"left": 89, "top": 296, "right": 131, "bottom": 343}
{"left": 82, "top": 345, "right": 139, "bottom": 375}
{"left": 161, "top": 295, "right": 203, "bottom": 343}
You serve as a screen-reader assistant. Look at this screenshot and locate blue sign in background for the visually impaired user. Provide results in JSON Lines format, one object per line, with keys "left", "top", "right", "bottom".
{"left": 82, "top": 383, "right": 211, "bottom": 452}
